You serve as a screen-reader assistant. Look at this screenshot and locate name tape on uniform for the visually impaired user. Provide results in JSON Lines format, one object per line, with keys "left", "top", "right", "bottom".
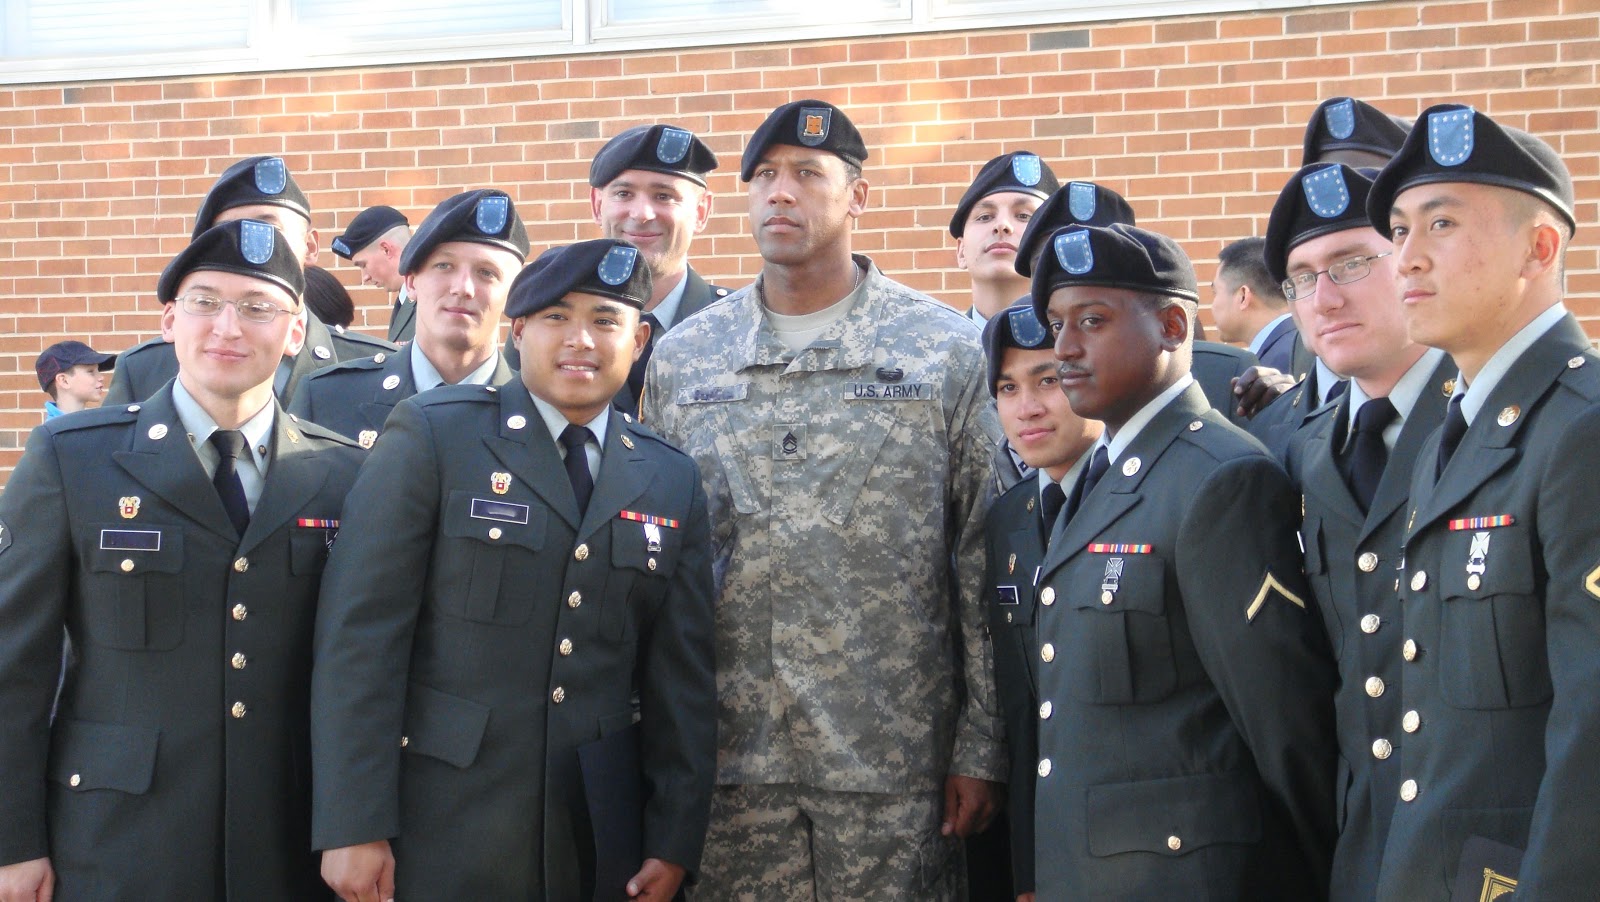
{"left": 844, "top": 382, "right": 933, "bottom": 401}
{"left": 470, "top": 499, "right": 531, "bottom": 525}
{"left": 676, "top": 384, "right": 749, "bottom": 405}
{"left": 100, "top": 529, "right": 162, "bottom": 552}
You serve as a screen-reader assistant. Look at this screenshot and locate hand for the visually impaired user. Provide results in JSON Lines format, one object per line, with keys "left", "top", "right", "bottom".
{"left": 320, "top": 840, "right": 395, "bottom": 902}
{"left": 1231, "top": 366, "right": 1296, "bottom": 420}
{"left": 626, "top": 858, "right": 686, "bottom": 900}
{"left": 0, "top": 857, "right": 53, "bottom": 902}
{"left": 940, "top": 774, "right": 1002, "bottom": 839}
{"left": 1018, "top": 894, "right": 1036, "bottom": 902}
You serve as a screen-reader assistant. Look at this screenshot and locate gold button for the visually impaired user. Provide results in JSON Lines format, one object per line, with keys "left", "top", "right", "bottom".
{"left": 1188, "top": 420, "right": 1203, "bottom": 432}
{"left": 230, "top": 701, "right": 247, "bottom": 718}
{"left": 234, "top": 557, "right": 249, "bottom": 573}
{"left": 1040, "top": 587, "right": 1055, "bottom": 606}
{"left": 1167, "top": 835, "right": 1182, "bottom": 851}
{"left": 70, "top": 774, "right": 81, "bottom": 787}
{"left": 231, "top": 652, "right": 247, "bottom": 670}
{"left": 551, "top": 686, "right": 566, "bottom": 704}
{"left": 1365, "top": 676, "right": 1385, "bottom": 698}
{"left": 567, "top": 591, "right": 582, "bottom": 609}
{"left": 1409, "top": 571, "right": 1426, "bottom": 592}
{"left": 648, "top": 558, "right": 657, "bottom": 571}
{"left": 1403, "top": 710, "right": 1420, "bottom": 733}
{"left": 120, "top": 559, "right": 135, "bottom": 573}
{"left": 559, "top": 638, "right": 573, "bottom": 656}
{"left": 1037, "top": 758, "right": 1051, "bottom": 777}
{"left": 1497, "top": 405, "right": 1519, "bottom": 427}
{"left": 1358, "top": 552, "right": 1378, "bottom": 573}
{"left": 1360, "top": 614, "right": 1380, "bottom": 634}
{"left": 1402, "top": 639, "right": 1417, "bottom": 662}
{"left": 1040, "top": 643, "right": 1055, "bottom": 663}
{"left": 574, "top": 544, "right": 589, "bottom": 561}
{"left": 399, "top": 736, "right": 409, "bottom": 748}
{"left": 1400, "top": 779, "right": 1417, "bottom": 802}
{"left": 1039, "top": 701, "right": 1053, "bottom": 720}
{"left": 1467, "top": 573, "right": 1481, "bottom": 591}
{"left": 1569, "top": 355, "right": 1586, "bottom": 369}
{"left": 232, "top": 604, "right": 248, "bottom": 621}
{"left": 1372, "top": 738, "right": 1393, "bottom": 760}
{"left": 488, "top": 527, "right": 503, "bottom": 540}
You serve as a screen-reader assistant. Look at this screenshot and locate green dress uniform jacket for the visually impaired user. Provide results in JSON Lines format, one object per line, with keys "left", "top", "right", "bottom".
{"left": 309, "top": 384, "right": 717, "bottom": 900}
{"left": 387, "top": 295, "right": 416, "bottom": 344}
{"left": 287, "top": 346, "right": 516, "bottom": 442}
{"left": 1032, "top": 384, "right": 1338, "bottom": 901}
{"left": 1284, "top": 355, "right": 1453, "bottom": 902}
{"left": 1193, "top": 340, "right": 1259, "bottom": 428}
{"left": 0, "top": 384, "right": 363, "bottom": 901}
{"left": 984, "top": 478, "right": 1051, "bottom": 893}
{"left": 1377, "top": 315, "right": 1600, "bottom": 901}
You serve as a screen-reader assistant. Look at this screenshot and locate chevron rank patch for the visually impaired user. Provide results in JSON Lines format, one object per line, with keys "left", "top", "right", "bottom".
{"left": 1245, "top": 571, "right": 1307, "bottom": 622}
{"left": 0, "top": 519, "right": 10, "bottom": 555}
{"left": 1586, "top": 563, "right": 1600, "bottom": 601}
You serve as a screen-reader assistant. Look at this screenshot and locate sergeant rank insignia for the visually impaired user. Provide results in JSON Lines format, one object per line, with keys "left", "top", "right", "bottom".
{"left": 119, "top": 496, "right": 142, "bottom": 519}
{"left": 490, "top": 472, "right": 512, "bottom": 495}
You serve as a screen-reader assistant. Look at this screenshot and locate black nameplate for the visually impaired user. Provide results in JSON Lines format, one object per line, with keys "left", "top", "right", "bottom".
{"left": 100, "top": 529, "right": 162, "bottom": 552}
{"left": 470, "top": 498, "right": 530, "bottom": 525}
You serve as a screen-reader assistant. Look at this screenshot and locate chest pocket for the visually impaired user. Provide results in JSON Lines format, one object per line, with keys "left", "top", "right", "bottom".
{"left": 438, "top": 490, "right": 548, "bottom": 625}
{"left": 79, "top": 526, "right": 185, "bottom": 651}
{"left": 990, "top": 529, "right": 1042, "bottom": 632}
{"left": 819, "top": 384, "right": 941, "bottom": 527}
{"left": 1065, "top": 553, "right": 1177, "bottom": 705}
{"left": 1437, "top": 524, "right": 1548, "bottom": 710}
{"left": 603, "top": 515, "right": 683, "bottom": 640}
{"left": 290, "top": 526, "right": 336, "bottom": 576}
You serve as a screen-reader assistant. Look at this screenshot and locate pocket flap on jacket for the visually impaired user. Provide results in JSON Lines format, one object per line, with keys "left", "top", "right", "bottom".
{"left": 48, "top": 719, "right": 160, "bottom": 795}
{"left": 1086, "top": 771, "right": 1261, "bottom": 857}
{"left": 402, "top": 683, "right": 491, "bottom": 769}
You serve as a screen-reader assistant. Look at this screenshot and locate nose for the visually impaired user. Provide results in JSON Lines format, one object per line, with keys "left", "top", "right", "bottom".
{"left": 451, "top": 267, "right": 477, "bottom": 299}
{"left": 213, "top": 302, "right": 246, "bottom": 338}
{"left": 1393, "top": 232, "right": 1423, "bottom": 275}
{"left": 1053, "top": 327, "right": 1080, "bottom": 363}
{"left": 564, "top": 323, "right": 596, "bottom": 350}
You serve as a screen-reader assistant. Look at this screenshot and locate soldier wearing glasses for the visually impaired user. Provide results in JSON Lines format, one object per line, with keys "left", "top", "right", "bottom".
{"left": 0, "top": 220, "right": 363, "bottom": 902}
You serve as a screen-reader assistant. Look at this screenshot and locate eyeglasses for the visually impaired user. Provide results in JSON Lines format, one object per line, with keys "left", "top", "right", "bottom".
{"left": 178, "top": 293, "right": 298, "bottom": 324}
{"left": 1281, "top": 252, "right": 1392, "bottom": 301}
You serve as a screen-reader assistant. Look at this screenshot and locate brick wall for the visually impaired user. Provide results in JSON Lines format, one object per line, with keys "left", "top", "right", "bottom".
{"left": 1, "top": 0, "right": 1596, "bottom": 484}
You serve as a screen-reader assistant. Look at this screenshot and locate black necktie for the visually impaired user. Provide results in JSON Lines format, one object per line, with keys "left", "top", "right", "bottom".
{"left": 559, "top": 424, "right": 595, "bottom": 513}
{"left": 1436, "top": 395, "right": 1468, "bottom": 479}
{"left": 1040, "top": 481, "right": 1066, "bottom": 542}
{"left": 1063, "top": 445, "right": 1110, "bottom": 525}
{"left": 1342, "top": 397, "right": 1398, "bottom": 513}
{"left": 1325, "top": 379, "right": 1349, "bottom": 402}
{"left": 209, "top": 430, "right": 251, "bottom": 536}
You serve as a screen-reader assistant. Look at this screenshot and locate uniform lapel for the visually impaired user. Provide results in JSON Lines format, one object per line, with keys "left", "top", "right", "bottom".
{"left": 578, "top": 420, "right": 656, "bottom": 542}
{"left": 677, "top": 268, "right": 718, "bottom": 323}
{"left": 1358, "top": 357, "right": 1453, "bottom": 545}
{"left": 481, "top": 387, "right": 584, "bottom": 532}
{"left": 110, "top": 384, "right": 239, "bottom": 540}
{"left": 357, "top": 351, "right": 416, "bottom": 431}
{"left": 387, "top": 300, "right": 416, "bottom": 343}
{"left": 1300, "top": 398, "right": 1364, "bottom": 530}
{"left": 238, "top": 406, "right": 329, "bottom": 557}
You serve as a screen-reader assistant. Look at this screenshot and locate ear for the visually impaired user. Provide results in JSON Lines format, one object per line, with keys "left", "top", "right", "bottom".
{"left": 1523, "top": 221, "right": 1563, "bottom": 280}
{"left": 511, "top": 315, "right": 527, "bottom": 352}
{"left": 954, "top": 236, "right": 970, "bottom": 272}
{"left": 283, "top": 307, "right": 307, "bottom": 357}
{"left": 160, "top": 300, "right": 179, "bottom": 342}
{"left": 692, "top": 189, "right": 713, "bottom": 234}
{"left": 590, "top": 187, "right": 606, "bottom": 226}
{"left": 403, "top": 271, "right": 419, "bottom": 299}
{"left": 631, "top": 314, "right": 651, "bottom": 363}
{"left": 55, "top": 371, "right": 73, "bottom": 391}
{"left": 847, "top": 175, "right": 870, "bottom": 221}
{"left": 303, "top": 227, "right": 321, "bottom": 267}
{"left": 1157, "top": 301, "right": 1190, "bottom": 352}
{"left": 1235, "top": 284, "right": 1253, "bottom": 311}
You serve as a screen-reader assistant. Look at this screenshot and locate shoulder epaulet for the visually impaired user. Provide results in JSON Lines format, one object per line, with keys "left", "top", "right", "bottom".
{"left": 44, "top": 403, "right": 140, "bottom": 435}
{"left": 711, "top": 285, "right": 732, "bottom": 298}
{"left": 412, "top": 383, "right": 501, "bottom": 408}
{"left": 303, "top": 352, "right": 394, "bottom": 380}
{"left": 620, "top": 416, "right": 687, "bottom": 455}
{"left": 332, "top": 328, "right": 400, "bottom": 351}
{"left": 117, "top": 335, "right": 170, "bottom": 357}
{"left": 285, "top": 413, "right": 361, "bottom": 448}
{"left": 1178, "top": 409, "right": 1264, "bottom": 458}
{"left": 1558, "top": 348, "right": 1600, "bottom": 399}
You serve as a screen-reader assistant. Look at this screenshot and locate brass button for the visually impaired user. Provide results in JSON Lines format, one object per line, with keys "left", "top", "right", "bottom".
{"left": 488, "top": 527, "right": 503, "bottom": 540}
{"left": 1037, "top": 758, "right": 1051, "bottom": 777}
{"left": 70, "top": 774, "right": 82, "bottom": 787}
{"left": 230, "top": 701, "right": 247, "bottom": 718}
{"left": 1360, "top": 614, "right": 1380, "bottom": 634}
{"left": 120, "top": 558, "right": 135, "bottom": 573}
{"left": 1400, "top": 779, "right": 1418, "bottom": 802}
{"left": 551, "top": 686, "right": 566, "bottom": 704}
{"left": 1040, "top": 587, "right": 1055, "bottom": 606}
{"left": 1409, "top": 571, "right": 1426, "bottom": 592}
{"left": 1167, "top": 835, "right": 1182, "bottom": 851}
{"left": 399, "top": 736, "right": 409, "bottom": 748}
{"left": 559, "top": 638, "right": 573, "bottom": 656}
{"left": 567, "top": 591, "right": 582, "bottom": 609}
{"left": 232, "top": 604, "right": 248, "bottom": 621}
{"left": 1402, "top": 639, "right": 1418, "bottom": 662}
{"left": 1039, "top": 701, "right": 1053, "bottom": 720}
{"left": 234, "top": 557, "right": 249, "bottom": 573}
{"left": 1365, "top": 676, "right": 1385, "bottom": 698}
{"left": 231, "top": 652, "right": 247, "bottom": 670}
{"left": 1358, "top": 552, "right": 1378, "bottom": 573}
{"left": 574, "top": 544, "right": 589, "bottom": 561}
{"left": 1403, "top": 710, "right": 1421, "bottom": 733}
{"left": 1372, "top": 738, "right": 1393, "bottom": 760}
{"left": 1040, "top": 643, "right": 1055, "bottom": 663}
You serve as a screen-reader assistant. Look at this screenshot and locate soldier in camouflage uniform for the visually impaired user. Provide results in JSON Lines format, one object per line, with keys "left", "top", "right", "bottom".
{"left": 642, "top": 99, "right": 1005, "bottom": 900}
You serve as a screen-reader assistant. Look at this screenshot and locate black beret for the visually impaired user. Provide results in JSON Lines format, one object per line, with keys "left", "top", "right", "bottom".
{"left": 399, "top": 189, "right": 530, "bottom": 275}
{"left": 505, "top": 239, "right": 653, "bottom": 319}
{"left": 1300, "top": 97, "right": 1410, "bottom": 167}
{"left": 191, "top": 156, "right": 311, "bottom": 239}
{"left": 1263, "top": 164, "right": 1378, "bottom": 283}
{"left": 949, "top": 152, "right": 1061, "bottom": 237}
{"left": 331, "top": 205, "right": 409, "bottom": 259}
{"left": 981, "top": 298, "right": 1054, "bottom": 397}
{"left": 1014, "top": 181, "right": 1138, "bottom": 277}
{"left": 1366, "top": 104, "right": 1576, "bottom": 238}
{"left": 157, "top": 219, "right": 307, "bottom": 304}
{"left": 740, "top": 99, "right": 868, "bottom": 182}
{"left": 1030, "top": 223, "right": 1198, "bottom": 325}
{"left": 590, "top": 124, "right": 718, "bottom": 189}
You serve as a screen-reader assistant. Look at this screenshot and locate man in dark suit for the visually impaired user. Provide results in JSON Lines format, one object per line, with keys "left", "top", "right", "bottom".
{"left": 1267, "top": 162, "right": 1452, "bottom": 901}
{"left": 1014, "top": 180, "right": 1275, "bottom": 426}
{"left": 312, "top": 238, "right": 716, "bottom": 902}
{"left": 1212, "top": 236, "right": 1300, "bottom": 372}
{"left": 0, "top": 219, "right": 364, "bottom": 901}
{"left": 1029, "top": 221, "right": 1338, "bottom": 900}
{"left": 329, "top": 204, "right": 415, "bottom": 343}
{"left": 980, "top": 299, "right": 1101, "bottom": 900}
{"left": 1369, "top": 107, "right": 1600, "bottom": 901}
{"left": 290, "top": 190, "right": 525, "bottom": 446}
{"left": 104, "top": 155, "right": 395, "bottom": 408}
{"left": 502, "top": 123, "right": 732, "bottom": 415}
